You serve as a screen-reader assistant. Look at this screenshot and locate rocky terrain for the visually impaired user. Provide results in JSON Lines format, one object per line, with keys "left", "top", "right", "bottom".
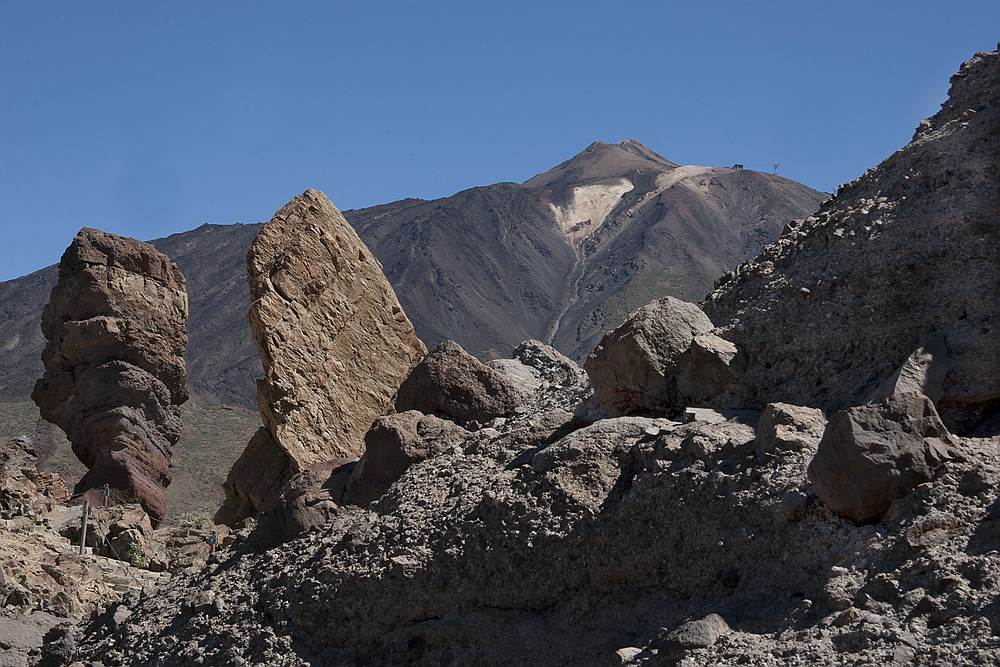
{"left": 702, "top": 50, "right": 1000, "bottom": 436}
{"left": 0, "top": 436, "right": 169, "bottom": 667}
{"left": 31, "top": 230, "right": 189, "bottom": 525}
{"left": 0, "top": 143, "right": 823, "bottom": 516}
{"left": 216, "top": 190, "right": 425, "bottom": 526}
{"left": 36, "top": 45, "right": 1000, "bottom": 666}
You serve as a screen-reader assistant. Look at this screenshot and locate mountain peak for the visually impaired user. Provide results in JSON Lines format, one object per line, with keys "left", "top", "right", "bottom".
{"left": 524, "top": 139, "right": 678, "bottom": 189}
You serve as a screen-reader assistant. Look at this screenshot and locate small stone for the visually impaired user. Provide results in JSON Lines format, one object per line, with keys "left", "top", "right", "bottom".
{"left": 780, "top": 490, "right": 810, "bottom": 521}
{"left": 833, "top": 607, "right": 862, "bottom": 627}
{"left": 615, "top": 647, "right": 643, "bottom": 664}
{"left": 187, "top": 590, "right": 216, "bottom": 614}
{"left": 656, "top": 613, "right": 730, "bottom": 652}
{"left": 112, "top": 605, "right": 132, "bottom": 626}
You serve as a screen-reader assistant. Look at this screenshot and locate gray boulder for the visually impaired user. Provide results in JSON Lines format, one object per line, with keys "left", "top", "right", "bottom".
{"left": 807, "top": 393, "right": 960, "bottom": 523}
{"left": 584, "top": 297, "right": 713, "bottom": 417}
{"left": 395, "top": 341, "right": 531, "bottom": 424}
{"left": 655, "top": 613, "right": 731, "bottom": 653}
{"left": 675, "top": 332, "right": 744, "bottom": 405}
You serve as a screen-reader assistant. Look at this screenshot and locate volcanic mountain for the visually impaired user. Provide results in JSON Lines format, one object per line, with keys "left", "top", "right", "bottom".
{"left": 0, "top": 140, "right": 825, "bottom": 513}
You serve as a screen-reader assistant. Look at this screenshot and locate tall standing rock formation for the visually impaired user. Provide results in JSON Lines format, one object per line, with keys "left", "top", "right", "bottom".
{"left": 216, "top": 189, "right": 426, "bottom": 525}
{"left": 32, "top": 229, "right": 189, "bottom": 524}
{"left": 704, "top": 46, "right": 1000, "bottom": 433}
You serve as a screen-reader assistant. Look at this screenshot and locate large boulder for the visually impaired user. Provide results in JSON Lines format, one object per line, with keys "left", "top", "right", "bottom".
{"left": 217, "top": 190, "right": 426, "bottom": 525}
{"left": 344, "top": 411, "right": 469, "bottom": 505}
{"left": 807, "top": 393, "right": 961, "bottom": 523}
{"left": 584, "top": 297, "right": 713, "bottom": 417}
{"left": 675, "top": 333, "right": 744, "bottom": 406}
{"left": 32, "top": 229, "right": 188, "bottom": 525}
{"left": 704, "top": 47, "right": 1000, "bottom": 434}
{"left": 395, "top": 340, "right": 531, "bottom": 425}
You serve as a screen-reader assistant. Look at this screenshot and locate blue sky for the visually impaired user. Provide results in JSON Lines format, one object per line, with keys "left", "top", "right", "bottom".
{"left": 1, "top": 1, "right": 998, "bottom": 280}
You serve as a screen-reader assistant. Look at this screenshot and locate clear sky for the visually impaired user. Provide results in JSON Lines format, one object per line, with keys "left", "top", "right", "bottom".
{"left": 1, "top": 1, "right": 998, "bottom": 280}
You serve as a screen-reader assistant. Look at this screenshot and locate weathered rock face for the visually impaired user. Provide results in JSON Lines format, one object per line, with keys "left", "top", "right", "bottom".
{"left": 584, "top": 296, "right": 713, "bottom": 417}
{"left": 395, "top": 340, "right": 531, "bottom": 424}
{"left": 807, "top": 393, "right": 960, "bottom": 523}
{"left": 32, "top": 229, "right": 189, "bottom": 524}
{"left": 217, "top": 190, "right": 426, "bottom": 525}
{"left": 0, "top": 436, "right": 166, "bottom": 667}
{"left": 705, "top": 47, "right": 1000, "bottom": 434}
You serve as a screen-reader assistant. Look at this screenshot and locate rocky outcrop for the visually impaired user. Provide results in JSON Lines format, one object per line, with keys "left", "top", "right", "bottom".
{"left": 71, "top": 358, "right": 1000, "bottom": 665}
{"left": 65, "top": 47, "right": 1000, "bottom": 667}
{"left": 704, "top": 47, "right": 1000, "bottom": 434}
{"left": 216, "top": 190, "right": 426, "bottom": 526}
{"left": 32, "top": 229, "right": 189, "bottom": 524}
{"left": 0, "top": 143, "right": 823, "bottom": 523}
{"left": 584, "top": 296, "right": 714, "bottom": 416}
{"left": 808, "top": 392, "right": 961, "bottom": 523}
{"left": 395, "top": 340, "right": 531, "bottom": 425}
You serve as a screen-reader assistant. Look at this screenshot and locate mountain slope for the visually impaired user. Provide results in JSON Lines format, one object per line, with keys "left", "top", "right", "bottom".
{"left": 704, "top": 48, "right": 1000, "bottom": 434}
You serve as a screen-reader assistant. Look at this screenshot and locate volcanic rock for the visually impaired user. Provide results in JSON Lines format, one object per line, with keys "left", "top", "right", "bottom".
{"left": 344, "top": 411, "right": 469, "bottom": 506}
{"left": 704, "top": 47, "right": 1000, "bottom": 434}
{"left": 755, "top": 403, "right": 827, "bottom": 459}
{"left": 675, "top": 333, "right": 744, "bottom": 406}
{"left": 31, "top": 228, "right": 188, "bottom": 524}
{"left": 217, "top": 189, "right": 426, "bottom": 525}
{"left": 214, "top": 428, "right": 291, "bottom": 527}
{"left": 256, "top": 459, "right": 355, "bottom": 547}
{"left": 807, "top": 393, "right": 960, "bottom": 523}
{"left": 394, "top": 340, "right": 531, "bottom": 424}
{"left": 584, "top": 296, "right": 713, "bottom": 416}
{"left": 64, "top": 47, "right": 1000, "bottom": 667}
{"left": 867, "top": 336, "right": 950, "bottom": 404}
{"left": 655, "top": 613, "right": 731, "bottom": 653}
{"left": 0, "top": 437, "right": 166, "bottom": 666}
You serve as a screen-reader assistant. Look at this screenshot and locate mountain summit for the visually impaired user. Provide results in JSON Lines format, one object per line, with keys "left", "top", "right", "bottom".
{"left": 523, "top": 140, "right": 678, "bottom": 189}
